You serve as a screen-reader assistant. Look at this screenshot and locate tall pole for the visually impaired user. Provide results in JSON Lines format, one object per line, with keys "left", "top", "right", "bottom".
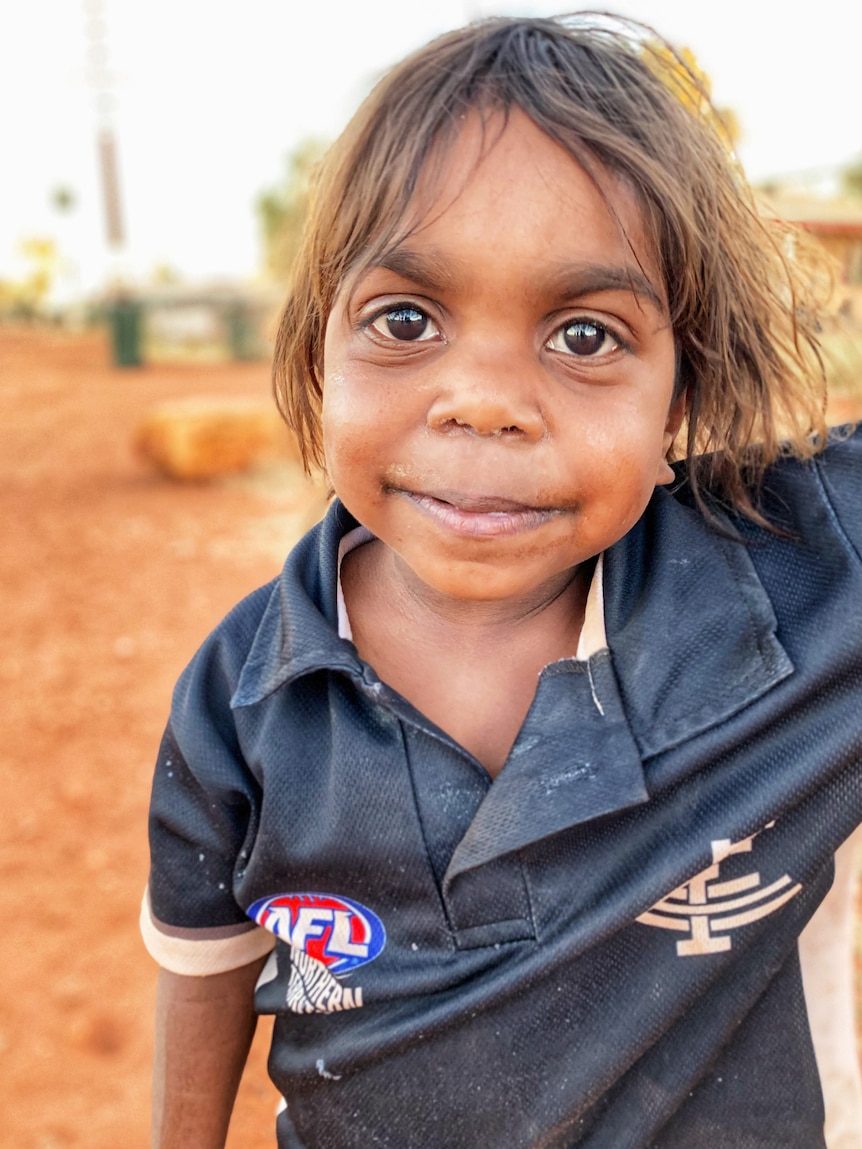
{"left": 82, "top": 0, "right": 125, "bottom": 250}
{"left": 97, "top": 130, "right": 124, "bottom": 247}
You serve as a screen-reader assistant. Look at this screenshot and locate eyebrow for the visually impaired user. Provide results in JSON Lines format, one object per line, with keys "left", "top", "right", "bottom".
{"left": 372, "top": 248, "right": 459, "bottom": 294}
{"left": 369, "top": 247, "right": 666, "bottom": 313}
{"left": 544, "top": 263, "right": 666, "bottom": 314}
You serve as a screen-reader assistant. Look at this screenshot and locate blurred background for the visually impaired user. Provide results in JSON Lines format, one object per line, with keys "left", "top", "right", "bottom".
{"left": 3, "top": 0, "right": 862, "bottom": 388}
{"left": 2, "top": 0, "right": 862, "bottom": 307}
{"left": 2, "top": 2, "right": 861, "bottom": 1147}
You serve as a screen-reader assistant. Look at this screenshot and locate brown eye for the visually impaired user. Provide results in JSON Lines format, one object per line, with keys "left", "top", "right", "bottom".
{"left": 562, "top": 320, "right": 608, "bottom": 356}
{"left": 546, "top": 318, "right": 622, "bottom": 359}
{"left": 372, "top": 306, "right": 435, "bottom": 341}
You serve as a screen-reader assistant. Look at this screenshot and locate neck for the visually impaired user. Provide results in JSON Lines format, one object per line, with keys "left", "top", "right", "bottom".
{"left": 342, "top": 540, "right": 592, "bottom": 657}
{"left": 340, "top": 541, "right": 594, "bottom": 778}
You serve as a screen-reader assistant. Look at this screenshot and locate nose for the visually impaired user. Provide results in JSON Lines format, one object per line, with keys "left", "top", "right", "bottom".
{"left": 425, "top": 350, "right": 545, "bottom": 442}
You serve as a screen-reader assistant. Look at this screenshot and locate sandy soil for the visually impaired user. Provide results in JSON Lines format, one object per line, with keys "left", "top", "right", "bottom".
{"left": 1, "top": 325, "right": 859, "bottom": 1149}
{"left": 0, "top": 326, "right": 323, "bottom": 1149}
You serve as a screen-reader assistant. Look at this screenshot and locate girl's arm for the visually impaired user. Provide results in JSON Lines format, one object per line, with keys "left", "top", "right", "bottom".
{"left": 152, "top": 955, "right": 269, "bottom": 1149}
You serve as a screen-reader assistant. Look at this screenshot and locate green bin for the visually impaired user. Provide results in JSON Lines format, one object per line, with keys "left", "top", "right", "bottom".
{"left": 226, "top": 300, "right": 262, "bottom": 361}
{"left": 108, "top": 298, "right": 143, "bottom": 367}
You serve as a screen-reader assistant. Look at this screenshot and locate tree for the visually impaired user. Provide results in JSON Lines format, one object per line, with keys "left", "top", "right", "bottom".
{"left": 50, "top": 186, "right": 77, "bottom": 214}
{"left": 257, "top": 138, "right": 327, "bottom": 283}
{"left": 643, "top": 41, "right": 740, "bottom": 153}
{"left": 841, "top": 155, "right": 862, "bottom": 197}
{"left": 0, "top": 237, "right": 58, "bottom": 319}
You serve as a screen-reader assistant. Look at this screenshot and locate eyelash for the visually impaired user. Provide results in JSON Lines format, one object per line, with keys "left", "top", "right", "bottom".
{"left": 361, "top": 301, "right": 628, "bottom": 358}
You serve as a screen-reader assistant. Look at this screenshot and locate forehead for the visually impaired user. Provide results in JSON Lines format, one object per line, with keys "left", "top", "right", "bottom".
{"left": 350, "top": 108, "right": 665, "bottom": 308}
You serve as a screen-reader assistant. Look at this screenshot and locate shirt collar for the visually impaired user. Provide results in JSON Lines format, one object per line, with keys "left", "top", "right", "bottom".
{"left": 231, "top": 492, "right": 793, "bottom": 758}
{"left": 231, "top": 501, "right": 367, "bottom": 708}
{"left": 336, "top": 525, "right": 375, "bottom": 642}
{"left": 601, "top": 486, "right": 793, "bottom": 757}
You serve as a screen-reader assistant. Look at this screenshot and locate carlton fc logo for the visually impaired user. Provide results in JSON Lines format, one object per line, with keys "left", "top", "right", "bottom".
{"left": 248, "top": 892, "right": 386, "bottom": 1014}
{"left": 636, "top": 823, "right": 803, "bottom": 957}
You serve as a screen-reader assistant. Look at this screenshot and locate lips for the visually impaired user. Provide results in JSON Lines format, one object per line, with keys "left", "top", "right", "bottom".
{"left": 393, "top": 486, "right": 564, "bottom": 539}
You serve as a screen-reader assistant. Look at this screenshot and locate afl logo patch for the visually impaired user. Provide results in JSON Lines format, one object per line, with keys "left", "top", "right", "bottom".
{"left": 247, "top": 892, "right": 386, "bottom": 973}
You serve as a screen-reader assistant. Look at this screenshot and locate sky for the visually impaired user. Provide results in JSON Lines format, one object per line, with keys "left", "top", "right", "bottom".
{"left": 3, "top": 0, "right": 861, "bottom": 296}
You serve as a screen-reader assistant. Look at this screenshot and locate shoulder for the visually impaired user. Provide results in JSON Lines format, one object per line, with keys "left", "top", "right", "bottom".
{"left": 172, "top": 499, "right": 359, "bottom": 727}
{"left": 171, "top": 580, "right": 279, "bottom": 725}
{"left": 747, "top": 424, "right": 862, "bottom": 558}
{"left": 805, "top": 424, "right": 862, "bottom": 559}
{"left": 192, "top": 579, "right": 278, "bottom": 673}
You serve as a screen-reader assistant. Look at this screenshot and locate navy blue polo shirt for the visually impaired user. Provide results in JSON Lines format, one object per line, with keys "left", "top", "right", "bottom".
{"left": 144, "top": 428, "right": 862, "bottom": 1147}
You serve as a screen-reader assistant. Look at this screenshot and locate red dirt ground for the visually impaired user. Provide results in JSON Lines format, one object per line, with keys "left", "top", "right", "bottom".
{"left": 1, "top": 326, "right": 324, "bottom": 1149}
{"left": 1, "top": 325, "right": 859, "bottom": 1149}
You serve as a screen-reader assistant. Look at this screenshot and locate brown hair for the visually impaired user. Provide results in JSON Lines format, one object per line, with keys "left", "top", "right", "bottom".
{"left": 273, "top": 13, "right": 829, "bottom": 525}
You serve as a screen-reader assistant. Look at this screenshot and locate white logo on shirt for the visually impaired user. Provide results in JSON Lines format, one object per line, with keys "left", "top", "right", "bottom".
{"left": 287, "top": 946, "right": 364, "bottom": 1013}
{"left": 637, "top": 823, "right": 802, "bottom": 956}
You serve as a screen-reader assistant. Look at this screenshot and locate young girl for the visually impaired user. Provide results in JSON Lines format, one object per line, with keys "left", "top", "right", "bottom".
{"left": 143, "top": 15, "right": 862, "bottom": 1148}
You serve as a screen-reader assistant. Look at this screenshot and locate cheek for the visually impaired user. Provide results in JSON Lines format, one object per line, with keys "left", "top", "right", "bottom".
{"left": 573, "top": 399, "right": 665, "bottom": 472}
{"left": 323, "top": 418, "right": 365, "bottom": 493}
{"left": 570, "top": 400, "right": 671, "bottom": 524}
{"left": 322, "top": 368, "right": 399, "bottom": 500}
{"left": 323, "top": 356, "right": 397, "bottom": 431}
{"left": 322, "top": 373, "right": 362, "bottom": 486}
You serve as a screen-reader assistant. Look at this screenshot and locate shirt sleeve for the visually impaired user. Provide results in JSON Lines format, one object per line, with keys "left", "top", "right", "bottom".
{"left": 140, "top": 886, "right": 274, "bottom": 975}
{"left": 143, "top": 592, "right": 275, "bottom": 975}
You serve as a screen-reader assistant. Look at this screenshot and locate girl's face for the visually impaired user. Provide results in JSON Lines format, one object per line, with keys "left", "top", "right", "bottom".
{"left": 322, "top": 109, "right": 681, "bottom": 608}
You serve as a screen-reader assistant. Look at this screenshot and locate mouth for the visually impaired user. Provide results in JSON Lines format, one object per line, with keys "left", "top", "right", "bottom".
{"left": 392, "top": 487, "right": 565, "bottom": 539}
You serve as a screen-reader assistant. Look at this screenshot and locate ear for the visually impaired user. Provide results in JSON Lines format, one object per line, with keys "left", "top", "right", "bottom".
{"left": 655, "top": 391, "right": 687, "bottom": 487}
